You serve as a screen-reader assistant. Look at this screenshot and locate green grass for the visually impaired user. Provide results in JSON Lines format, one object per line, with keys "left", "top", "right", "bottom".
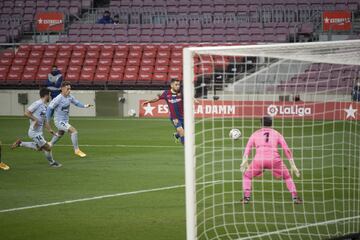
{"left": 0, "top": 117, "right": 359, "bottom": 240}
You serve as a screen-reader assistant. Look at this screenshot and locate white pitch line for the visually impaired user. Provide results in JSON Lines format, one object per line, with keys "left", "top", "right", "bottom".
{"left": 238, "top": 215, "right": 360, "bottom": 240}
{"left": 0, "top": 184, "right": 185, "bottom": 214}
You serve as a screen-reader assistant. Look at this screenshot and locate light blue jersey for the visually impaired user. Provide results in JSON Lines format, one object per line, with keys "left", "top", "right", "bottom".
{"left": 47, "top": 94, "right": 85, "bottom": 125}
{"left": 27, "top": 99, "right": 47, "bottom": 137}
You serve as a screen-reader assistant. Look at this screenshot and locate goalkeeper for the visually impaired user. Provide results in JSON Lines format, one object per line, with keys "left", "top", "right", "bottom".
{"left": 240, "top": 116, "right": 302, "bottom": 204}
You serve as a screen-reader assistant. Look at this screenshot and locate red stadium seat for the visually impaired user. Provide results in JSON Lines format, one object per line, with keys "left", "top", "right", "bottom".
{"left": 127, "top": 58, "right": 141, "bottom": 66}
{"left": 24, "top": 65, "right": 38, "bottom": 74}
{"left": 45, "top": 45, "right": 59, "bottom": 51}
{"left": 68, "top": 65, "right": 81, "bottom": 72}
{"left": 87, "top": 45, "right": 101, "bottom": 51}
{"left": 41, "top": 58, "right": 55, "bottom": 66}
{"left": 29, "top": 51, "right": 43, "bottom": 58}
{"left": 115, "top": 45, "right": 129, "bottom": 52}
{"left": 0, "top": 50, "right": 15, "bottom": 58}
{"left": 143, "top": 51, "right": 157, "bottom": 58}
{"left": 137, "top": 72, "right": 153, "bottom": 84}
{"left": 156, "top": 58, "right": 170, "bottom": 66}
{"left": 154, "top": 65, "right": 169, "bottom": 73}
{"left": 152, "top": 73, "right": 168, "bottom": 85}
{"left": 65, "top": 71, "right": 80, "bottom": 83}
{"left": 55, "top": 58, "right": 70, "bottom": 66}
{"left": 101, "top": 45, "right": 115, "bottom": 52}
{"left": 125, "top": 66, "right": 139, "bottom": 74}
{"left": 27, "top": 58, "right": 41, "bottom": 66}
{"left": 168, "top": 72, "right": 183, "bottom": 80}
{"left": 170, "top": 58, "right": 182, "bottom": 66}
{"left": 15, "top": 51, "right": 29, "bottom": 58}
{"left": 98, "top": 58, "right": 112, "bottom": 65}
{"left": 82, "top": 65, "right": 96, "bottom": 74}
{"left": 114, "top": 51, "right": 128, "bottom": 58}
{"left": 38, "top": 65, "right": 52, "bottom": 73}
{"left": 0, "top": 71, "right": 7, "bottom": 82}
{"left": 78, "top": 71, "right": 94, "bottom": 85}
{"left": 72, "top": 51, "right": 85, "bottom": 58}
{"left": 86, "top": 51, "right": 100, "bottom": 58}
{"left": 110, "top": 66, "right": 125, "bottom": 74}
{"left": 139, "top": 65, "right": 154, "bottom": 74}
{"left": 144, "top": 45, "right": 158, "bottom": 51}
{"left": 129, "top": 45, "right": 143, "bottom": 51}
{"left": 57, "top": 51, "right": 71, "bottom": 58}
{"left": 13, "top": 58, "right": 27, "bottom": 66}
{"left": 7, "top": 71, "right": 22, "bottom": 83}
{"left": 169, "top": 65, "right": 182, "bottom": 73}
{"left": 31, "top": 45, "right": 45, "bottom": 51}
{"left": 107, "top": 72, "right": 123, "bottom": 85}
{"left": 36, "top": 72, "right": 49, "bottom": 83}
{"left": 57, "top": 65, "right": 67, "bottom": 74}
{"left": 43, "top": 51, "right": 57, "bottom": 58}
{"left": 93, "top": 72, "right": 109, "bottom": 84}
{"left": 157, "top": 51, "right": 170, "bottom": 58}
{"left": 141, "top": 58, "right": 155, "bottom": 66}
{"left": 73, "top": 45, "right": 86, "bottom": 52}
{"left": 21, "top": 72, "right": 36, "bottom": 84}
{"left": 123, "top": 73, "right": 138, "bottom": 85}
{"left": 59, "top": 45, "right": 73, "bottom": 51}
{"left": 113, "top": 58, "right": 126, "bottom": 66}
{"left": 128, "top": 51, "right": 142, "bottom": 59}
{"left": 100, "top": 51, "right": 114, "bottom": 59}
{"left": 0, "top": 58, "right": 13, "bottom": 66}
{"left": 83, "top": 58, "right": 98, "bottom": 66}
{"left": 69, "top": 58, "right": 84, "bottom": 66}
{"left": 171, "top": 51, "right": 182, "bottom": 58}
{"left": 97, "top": 65, "right": 110, "bottom": 73}
{"left": 158, "top": 45, "right": 171, "bottom": 51}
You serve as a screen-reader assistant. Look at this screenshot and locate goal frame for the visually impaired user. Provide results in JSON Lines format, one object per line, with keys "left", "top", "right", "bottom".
{"left": 183, "top": 40, "right": 360, "bottom": 240}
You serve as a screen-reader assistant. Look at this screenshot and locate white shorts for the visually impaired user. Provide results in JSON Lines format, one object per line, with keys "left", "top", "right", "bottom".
{"left": 31, "top": 134, "right": 47, "bottom": 148}
{"left": 55, "top": 121, "right": 72, "bottom": 132}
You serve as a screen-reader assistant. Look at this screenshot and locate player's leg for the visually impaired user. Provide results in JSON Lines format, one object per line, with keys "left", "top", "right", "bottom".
{"left": 50, "top": 121, "right": 67, "bottom": 145}
{"left": 40, "top": 143, "right": 62, "bottom": 168}
{"left": 0, "top": 141, "right": 10, "bottom": 170}
{"left": 11, "top": 138, "right": 38, "bottom": 150}
{"left": 172, "top": 118, "right": 184, "bottom": 144}
{"left": 242, "top": 160, "right": 264, "bottom": 203}
{"left": 272, "top": 160, "right": 302, "bottom": 204}
{"left": 67, "top": 125, "right": 86, "bottom": 157}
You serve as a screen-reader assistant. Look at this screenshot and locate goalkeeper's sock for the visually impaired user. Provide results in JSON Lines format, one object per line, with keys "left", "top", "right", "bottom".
{"left": 50, "top": 134, "right": 62, "bottom": 146}
{"left": 20, "top": 142, "right": 38, "bottom": 150}
{"left": 242, "top": 175, "right": 252, "bottom": 198}
{"left": 180, "top": 136, "right": 184, "bottom": 144}
{"left": 284, "top": 177, "right": 298, "bottom": 198}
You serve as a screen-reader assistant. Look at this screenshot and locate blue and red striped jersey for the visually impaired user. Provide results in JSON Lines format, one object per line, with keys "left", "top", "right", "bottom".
{"left": 159, "top": 90, "right": 183, "bottom": 119}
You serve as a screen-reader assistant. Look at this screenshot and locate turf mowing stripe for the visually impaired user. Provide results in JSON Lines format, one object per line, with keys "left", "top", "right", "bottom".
{"left": 0, "top": 184, "right": 185, "bottom": 214}
{"left": 238, "top": 215, "right": 360, "bottom": 240}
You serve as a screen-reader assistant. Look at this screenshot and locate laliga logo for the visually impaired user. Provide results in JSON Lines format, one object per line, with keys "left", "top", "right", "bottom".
{"left": 267, "top": 104, "right": 311, "bottom": 117}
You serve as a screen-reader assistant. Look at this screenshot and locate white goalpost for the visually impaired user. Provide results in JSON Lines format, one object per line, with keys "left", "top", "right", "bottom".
{"left": 183, "top": 40, "right": 360, "bottom": 240}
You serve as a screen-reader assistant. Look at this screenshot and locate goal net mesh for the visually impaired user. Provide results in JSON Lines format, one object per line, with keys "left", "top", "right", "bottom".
{"left": 184, "top": 40, "right": 360, "bottom": 240}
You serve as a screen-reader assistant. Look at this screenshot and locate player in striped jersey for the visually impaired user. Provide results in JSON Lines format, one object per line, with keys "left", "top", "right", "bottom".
{"left": 143, "top": 79, "right": 185, "bottom": 144}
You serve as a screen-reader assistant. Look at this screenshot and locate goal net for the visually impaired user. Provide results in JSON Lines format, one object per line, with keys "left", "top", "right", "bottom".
{"left": 183, "top": 40, "right": 360, "bottom": 240}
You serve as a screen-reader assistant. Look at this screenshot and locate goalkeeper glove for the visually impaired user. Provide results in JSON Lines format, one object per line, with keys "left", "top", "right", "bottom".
{"left": 289, "top": 159, "right": 300, "bottom": 178}
{"left": 240, "top": 157, "right": 248, "bottom": 173}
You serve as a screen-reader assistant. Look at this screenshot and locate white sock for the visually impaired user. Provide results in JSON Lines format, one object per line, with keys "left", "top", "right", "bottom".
{"left": 20, "top": 142, "right": 37, "bottom": 150}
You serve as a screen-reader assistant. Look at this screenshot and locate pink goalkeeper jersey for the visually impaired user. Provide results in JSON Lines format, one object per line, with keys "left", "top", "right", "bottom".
{"left": 243, "top": 127, "right": 293, "bottom": 161}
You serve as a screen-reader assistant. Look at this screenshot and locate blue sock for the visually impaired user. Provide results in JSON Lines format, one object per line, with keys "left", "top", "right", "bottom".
{"left": 175, "top": 133, "right": 180, "bottom": 139}
{"left": 180, "top": 136, "right": 184, "bottom": 144}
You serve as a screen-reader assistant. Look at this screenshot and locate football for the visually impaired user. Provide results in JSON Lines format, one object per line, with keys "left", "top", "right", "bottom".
{"left": 229, "top": 129, "right": 241, "bottom": 140}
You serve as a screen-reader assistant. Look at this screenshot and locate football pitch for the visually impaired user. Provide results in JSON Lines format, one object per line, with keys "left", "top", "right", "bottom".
{"left": 0, "top": 117, "right": 359, "bottom": 240}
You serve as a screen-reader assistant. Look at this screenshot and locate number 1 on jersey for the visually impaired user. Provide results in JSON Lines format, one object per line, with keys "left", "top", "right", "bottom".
{"left": 264, "top": 132, "right": 270, "bottom": 143}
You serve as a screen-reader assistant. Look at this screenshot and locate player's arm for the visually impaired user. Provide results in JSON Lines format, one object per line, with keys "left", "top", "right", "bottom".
{"left": 279, "top": 134, "right": 300, "bottom": 177}
{"left": 240, "top": 134, "right": 255, "bottom": 173}
{"left": 71, "top": 96, "right": 93, "bottom": 108}
{"left": 142, "top": 94, "right": 161, "bottom": 106}
{"left": 44, "top": 121, "right": 57, "bottom": 136}
{"left": 25, "top": 103, "right": 40, "bottom": 127}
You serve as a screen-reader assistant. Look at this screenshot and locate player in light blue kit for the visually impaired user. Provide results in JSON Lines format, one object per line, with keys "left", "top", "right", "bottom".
{"left": 11, "top": 88, "right": 62, "bottom": 167}
{"left": 46, "top": 81, "right": 93, "bottom": 158}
